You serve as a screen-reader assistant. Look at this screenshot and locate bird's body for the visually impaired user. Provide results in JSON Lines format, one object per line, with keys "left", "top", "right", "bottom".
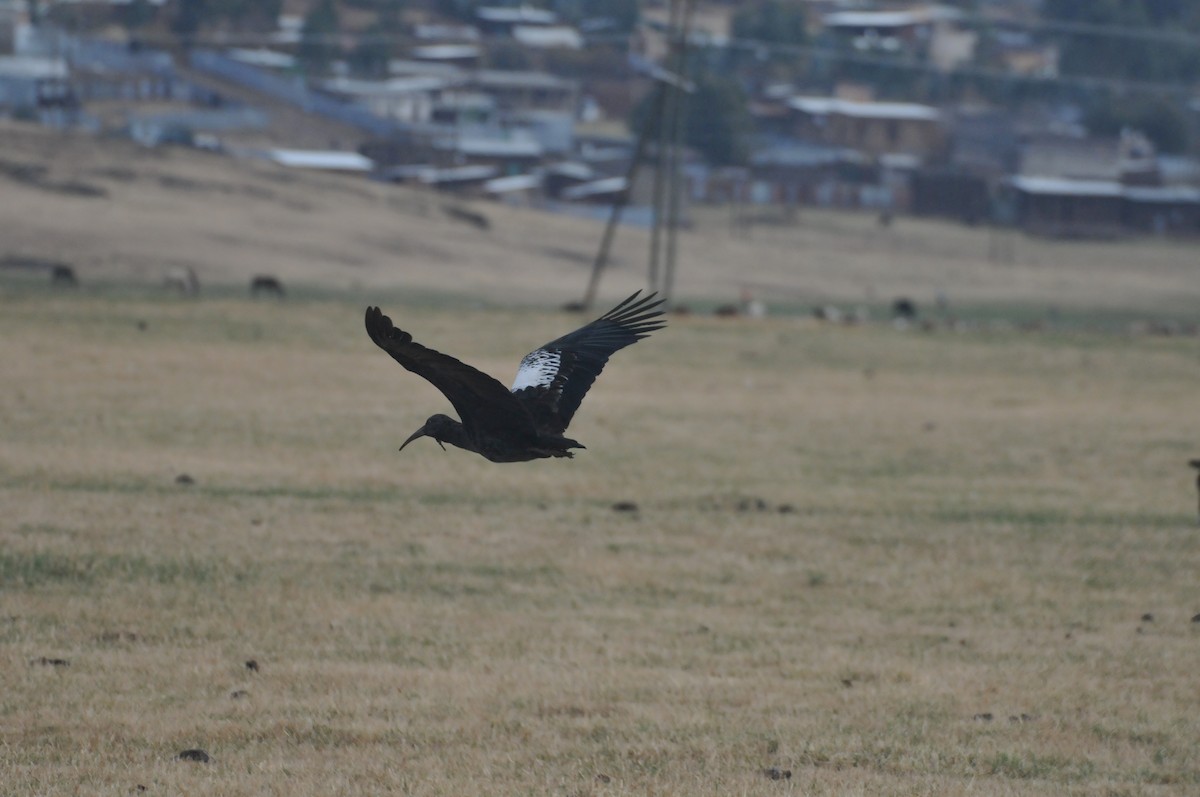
{"left": 365, "top": 292, "right": 665, "bottom": 462}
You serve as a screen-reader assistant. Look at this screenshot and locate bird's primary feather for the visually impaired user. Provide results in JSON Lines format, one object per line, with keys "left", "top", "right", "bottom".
{"left": 510, "top": 291, "right": 666, "bottom": 435}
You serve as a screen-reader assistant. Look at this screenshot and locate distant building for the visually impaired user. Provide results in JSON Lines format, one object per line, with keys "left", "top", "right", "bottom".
{"left": 1007, "top": 127, "right": 1200, "bottom": 236}
{"left": 471, "top": 69, "right": 578, "bottom": 114}
{"left": 127, "top": 107, "right": 268, "bottom": 148}
{"left": 432, "top": 134, "right": 543, "bottom": 175}
{"left": 1008, "top": 176, "right": 1200, "bottom": 238}
{"left": 0, "top": 55, "right": 69, "bottom": 112}
{"left": 787, "top": 96, "right": 946, "bottom": 160}
{"left": 411, "top": 44, "right": 481, "bottom": 68}
{"left": 320, "top": 75, "right": 460, "bottom": 124}
{"left": 822, "top": 6, "right": 966, "bottom": 52}
{"left": 476, "top": 5, "right": 558, "bottom": 36}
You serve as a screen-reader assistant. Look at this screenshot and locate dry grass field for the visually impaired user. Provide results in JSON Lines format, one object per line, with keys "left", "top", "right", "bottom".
{"left": 2, "top": 285, "right": 1198, "bottom": 796}
{"left": 3, "top": 120, "right": 1200, "bottom": 794}
{"left": 4, "top": 120, "right": 1200, "bottom": 318}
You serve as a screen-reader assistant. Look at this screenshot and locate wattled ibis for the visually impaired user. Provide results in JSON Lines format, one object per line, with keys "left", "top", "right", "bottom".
{"left": 364, "top": 291, "right": 666, "bottom": 462}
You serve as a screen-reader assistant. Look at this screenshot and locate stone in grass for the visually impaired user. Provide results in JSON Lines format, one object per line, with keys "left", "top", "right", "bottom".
{"left": 1192, "top": 613, "right": 1200, "bottom": 624}
{"left": 178, "top": 749, "right": 211, "bottom": 763}
{"left": 762, "top": 767, "right": 792, "bottom": 780}
{"left": 175, "top": 473, "right": 195, "bottom": 486}
{"left": 611, "top": 501, "right": 639, "bottom": 513}
{"left": 1140, "top": 613, "right": 1154, "bottom": 623}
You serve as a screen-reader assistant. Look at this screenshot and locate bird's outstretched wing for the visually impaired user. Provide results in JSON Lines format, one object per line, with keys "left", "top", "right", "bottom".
{"left": 510, "top": 291, "right": 666, "bottom": 435}
{"left": 365, "top": 307, "right": 536, "bottom": 438}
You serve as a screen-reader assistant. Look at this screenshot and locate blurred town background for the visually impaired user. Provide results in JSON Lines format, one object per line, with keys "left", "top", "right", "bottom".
{"left": 3, "top": 0, "right": 1199, "bottom": 238}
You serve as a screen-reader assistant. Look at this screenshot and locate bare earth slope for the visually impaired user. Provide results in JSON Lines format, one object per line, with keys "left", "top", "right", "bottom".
{"left": 2, "top": 120, "right": 1198, "bottom": 314}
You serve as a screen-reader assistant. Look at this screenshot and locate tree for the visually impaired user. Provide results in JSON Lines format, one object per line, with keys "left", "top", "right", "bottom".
{"left": 684, "top": 74, "right": 752, "bottom": 166}
{"left": 348, "top": 24, "right": 395, "bottom": 77}
{"left": 585, "top": 0, "right": 639, "bottom": 34}
{"left": 299, "top": 0, "right": 342, "bottom": 74}
{"left": 119, "top": 0, "right": 158, "bottom": 30}
{"left": 1043, "top": 0, "right": 1200, "bottom": 84}
{"left": 1084, "top": 94, "right": 1192, "bottom": 154}
{"left": 631, "top": 73, "right": 752, "bottom": 166}
{"left": 171, "top": 0, "right": 208, "bottom": 38}
{"left": 731, "top": 0, "right": 807, "bottom": 47}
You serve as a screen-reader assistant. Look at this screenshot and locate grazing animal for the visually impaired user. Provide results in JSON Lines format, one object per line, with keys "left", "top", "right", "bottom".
{"left": 250, "top": 274, "right": 286, "bottom": 299}
{"left": 892, "top": 297, "right": 917, "bottom": 320}
{"left": 50, "top": 264, "right": 78, "bottom": 287}
{"left": 1190, "top": 459, "right": 1200, "bottom": 524}
{"left": 442, "top": 204, "right": 490, "bottom": 230}
{"left": 364, "top": 291, "right": 665, "bottom": 462}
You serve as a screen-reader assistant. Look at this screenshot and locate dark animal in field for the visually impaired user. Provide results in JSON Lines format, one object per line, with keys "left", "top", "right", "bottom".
{"left": 50, "top": 264, "right": 77, "bottom": 287}
{"left": 365, "top": 291, "right": 665, "bottom": 462}
{"left": 250, "top": 274, "right": 286, "bottom": 299}
{"left": 442, "top": 204, "right": 490, "bottom": 230}
{"left": 892, "top": 297, "right": 917, "bottom": 320}
{"left": 177, "top": 749, "right": 210, "bottom": 763}
{"left": 1190, "top": 459, "right": 1200, "bottom": 524}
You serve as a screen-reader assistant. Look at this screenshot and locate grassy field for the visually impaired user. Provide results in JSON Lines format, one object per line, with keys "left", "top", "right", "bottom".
{"left": 2, "top": 284, "right": 1198, "bottom": 795}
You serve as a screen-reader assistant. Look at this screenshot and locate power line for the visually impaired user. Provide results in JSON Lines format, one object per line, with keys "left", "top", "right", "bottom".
{"left": 710, "top": 36, "right": 1197, "bottom": 97}
{"left": 852, "top": 0, "right": 1200, "bottom": 47}
{"left": 97, "top": 21, "right": 1199, "bottom": 98}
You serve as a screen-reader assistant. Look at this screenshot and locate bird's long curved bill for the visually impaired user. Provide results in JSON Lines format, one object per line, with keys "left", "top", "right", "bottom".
{"left": 398, "top": 427, "right": 446, "bottom": 452}
{"left": 398, "top": 428, "right": 427, "bottom": 453}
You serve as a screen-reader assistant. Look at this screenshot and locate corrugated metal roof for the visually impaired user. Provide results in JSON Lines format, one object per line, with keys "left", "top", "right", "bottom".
{"left": 0, "top": 56, "right": 68, "bottom": 80}
{"left": 562, "top": 177, "right": 627, "bottom": 200}
{"left": 824, "top": 7, "right": 962, "bottom": 28}
{"left": 513, "top": 25, "right": 583, "bottom": 49}
{"left": 442, "top": 137, "right": 543, "bottom": 158}
{"left": 269, "top": 150, "right": 374, "bottom": 171}
{"left": 413, "top": 45, "right": 481, "bottom": 61}
{"left": 1011, "top": 175, "right": 1200, "bottom": 202}
{"left": 229, "top": 48, "right": 296, "bottom": 70}
{"left": 1123, "top": 185, "right": 1200, "bottom": 203}
{"left": 419, "top": 164, "right": 499, "bottom": 184}
{"left": 323, "top": 75, "right": 455, "bottom": 96}
{"left": 788, "top": 96, "right": 940, "bottom": 121}
{"left": 1009, "top": 176, "right": 1123, "bottom": 197}
{"left": 485, "top": 173, "right": 543, "bottom": 193}
{"left": 477, "top": 6, "right": 557, "bottom": 25}
{"left": 475, "top": 70, "right": 574, "bottom": 90}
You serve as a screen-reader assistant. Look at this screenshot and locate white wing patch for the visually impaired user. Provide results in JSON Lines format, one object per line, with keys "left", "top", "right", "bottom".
{"left": 511, "top": 349, "right": 561, "bottom": 391}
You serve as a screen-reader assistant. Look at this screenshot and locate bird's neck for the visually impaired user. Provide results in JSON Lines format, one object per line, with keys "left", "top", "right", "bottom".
{"left": 437, "top": 420, "right": 478, "bottom": 454}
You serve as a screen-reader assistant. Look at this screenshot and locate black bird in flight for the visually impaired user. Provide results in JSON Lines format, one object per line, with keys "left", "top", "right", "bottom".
{"left": 364, "top": 291, "right": 666, "bottom": 462}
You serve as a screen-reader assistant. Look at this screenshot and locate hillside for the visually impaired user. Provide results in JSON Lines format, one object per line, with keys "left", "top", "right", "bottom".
{"left": 2, "top": 121, "right": 1198, "bottom": 317}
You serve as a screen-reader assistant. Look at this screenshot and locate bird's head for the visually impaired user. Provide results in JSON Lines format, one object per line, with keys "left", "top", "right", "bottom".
{"left": 399, "top": 414, "right": 457, "bottom": 453}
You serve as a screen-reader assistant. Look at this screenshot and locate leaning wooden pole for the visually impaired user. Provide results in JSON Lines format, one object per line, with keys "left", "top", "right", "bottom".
{"left": 648, "top": 0, "right": 686, "bottom": 294}
{"left": 580, "top": 81, "right": 667, "bottom": 311}
{"left": 662, "top": 0, "right": 696, "bottom": 303}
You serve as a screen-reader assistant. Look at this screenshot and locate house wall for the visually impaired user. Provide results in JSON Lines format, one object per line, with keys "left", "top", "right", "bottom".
{"left": 1017, "top": 193, "right": 1124, "bottom": 238}
{"left": 793, "top": 112, "right": 944, "bottom": 158}
{"left": 825, "top": 114, "right": 944, "bottom": 158}
{"left": 1122, "top": 200, "right": 1200, "bottom": 235}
